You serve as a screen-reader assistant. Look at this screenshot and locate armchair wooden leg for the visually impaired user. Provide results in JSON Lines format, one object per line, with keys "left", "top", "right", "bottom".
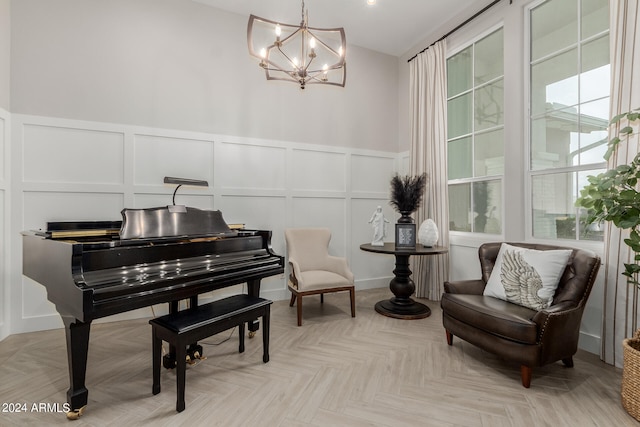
{"left": 520, "top": 365, "right": 532, "bottom": 388}
{"left": 562, "top": 357, "right": 574, "bottom": 368}
{"left": 349, "top": 288, "right": 356, "bottom": 318}
{"left": 297, "top": 295, "right": 303, "bottom": 326}
{"left": 445, "top": 330, "right": 453, "bottom": 345}
{"left": 289, "top": 293, "right": 296, "bottom": 307}
{"left": 320, "top": 294, "right": 324, "bottom": 304}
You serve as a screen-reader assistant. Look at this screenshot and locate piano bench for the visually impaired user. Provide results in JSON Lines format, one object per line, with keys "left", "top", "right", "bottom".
{"left": 149, "top": 294, "right": 272, "bottom": 413}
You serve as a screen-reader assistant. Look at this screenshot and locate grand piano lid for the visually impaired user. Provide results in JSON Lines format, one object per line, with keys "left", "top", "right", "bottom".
{"left": 120, "top": 206, "right": 237, "bottom": 240}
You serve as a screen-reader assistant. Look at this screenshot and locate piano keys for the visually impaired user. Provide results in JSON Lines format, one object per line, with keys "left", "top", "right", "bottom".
{"left": 21, "top": 206, "right": 284, "bottom": 419}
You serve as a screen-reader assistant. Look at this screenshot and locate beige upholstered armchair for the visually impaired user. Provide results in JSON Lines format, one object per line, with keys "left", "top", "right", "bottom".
{"left": 284, "top": 228, "right": 356, "bottom": 326}
{"left": 441, "top": 242, "right": 600, "bottom": 388}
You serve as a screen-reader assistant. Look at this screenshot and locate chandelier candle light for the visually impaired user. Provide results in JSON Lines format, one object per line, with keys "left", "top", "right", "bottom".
{"left": 247, "top": 0, "right": 347, "bottom": 89}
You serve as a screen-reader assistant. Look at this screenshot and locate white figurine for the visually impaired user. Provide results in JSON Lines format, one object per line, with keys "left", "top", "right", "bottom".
{"left": 368, "top": 206, "right": 389, "bottom": 246}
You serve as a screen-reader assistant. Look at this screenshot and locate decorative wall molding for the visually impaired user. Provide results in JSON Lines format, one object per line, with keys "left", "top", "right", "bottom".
{"left": 5, "top": 115, "right": 604, "bottom": 354}
{"left": 0, "top": 107, "right": 8, "bottom": 341}
{"left": 8, "top": 114, "right": 399, "bottom": 334}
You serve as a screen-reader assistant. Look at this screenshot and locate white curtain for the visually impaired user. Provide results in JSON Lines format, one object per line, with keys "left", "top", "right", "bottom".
{"left": 602, "top": 0, "right": 640, "bottom": 367}
{"left": 408, "top": 40, "right": 450, "bottom": 300}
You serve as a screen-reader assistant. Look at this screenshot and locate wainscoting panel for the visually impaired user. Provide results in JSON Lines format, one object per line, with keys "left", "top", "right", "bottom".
{"left": 134, "top": 193, "right": 214, "bottom": 211}
{"left": 0, "top": 189, "right": 4, "bottom": 337}
{"left": 399, "top": 151, "right": 410, "bottom": 174}
{"left": 0, "top": 111, "right": 5, "bottom": 339}
{"left": 351, "top": 153, "right": 396, "bottom": 194}
{"left": 133, "top": 133, "right": 214, "bottom": 186}
{"left": 350, "top": 198, "right": 396, "bottom": 287}
{"left": 291, "top": 197, "right": 348, "bottom": 255}
{"left": 22, "top": 276, "right": 57, "bottom": 318}
{"left": 219, "top": 194, "right": 288, "bottom": 296}
{"left": 22, "top": 191, "right": 124, "bottom": 230}
{"left": 22, "top": 124, "right": 125, "bottom": 184}
{"left": 218, "top": 195, "right": 287, "bottom": 253}
{"left": 216, "top": 140, "right": 287, "bottom": 191}
{"left": 9, "top": 115, "right": 399, "bottom": 335}
{"left": 291, "top": 148, "right": 347, "bottom": 193}
{"left": 0, "top": 114, "right": 5, "bottom": 180}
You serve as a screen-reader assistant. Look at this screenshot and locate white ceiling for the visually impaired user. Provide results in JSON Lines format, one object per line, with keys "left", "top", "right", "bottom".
{"left": 193, "top": 0, "right": 491, "bottom": 57}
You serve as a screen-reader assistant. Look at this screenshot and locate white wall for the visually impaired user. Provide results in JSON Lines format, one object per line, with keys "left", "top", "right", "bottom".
{"left": 0, "top": 0, "right": 9, "bottom": 110}
{"left": 0, "top": 2, "right": 10, "bottom": 338}
{"left": 2, "top": 0, "right": 607, "bottom": 356}
{"left": 2, "top": 0, "right": 402, "bottom": 335}
{"left": 9, "top": 114, "right": 398, "bottom": 333}
{"left": 396, "top": 0, "right": 605, "bottom": 355}
{"left": 0, "top": 107, "right": 8, "bottom": 341}
{"left": 10, "top": 0, "right": 398, "bottom": 153}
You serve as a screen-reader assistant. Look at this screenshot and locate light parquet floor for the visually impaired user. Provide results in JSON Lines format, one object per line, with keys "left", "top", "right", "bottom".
{"left": 0, "top": 288, "right": 634, "bottom": 426}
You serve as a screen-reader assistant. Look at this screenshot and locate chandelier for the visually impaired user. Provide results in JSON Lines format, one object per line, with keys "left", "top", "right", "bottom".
{"left": 247, "top": 0, "right": 346, "bottom": 89}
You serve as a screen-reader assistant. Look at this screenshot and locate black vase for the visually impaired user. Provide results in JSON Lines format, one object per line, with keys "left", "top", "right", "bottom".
{"left": 395, "top": 211, "right": 416, "bottom": 247}
{"left": 397, "top": 211, "right": 414, "bottom": 224}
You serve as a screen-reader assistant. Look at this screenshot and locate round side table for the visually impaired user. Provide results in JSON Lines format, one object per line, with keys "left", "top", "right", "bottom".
{"left": 360, "top": 242, "right": 448, "bottom": 319}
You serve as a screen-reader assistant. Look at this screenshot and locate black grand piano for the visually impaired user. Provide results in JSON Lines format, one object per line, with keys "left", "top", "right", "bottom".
{"left": 22, "top": 206, "right": 284, "bottom": 419}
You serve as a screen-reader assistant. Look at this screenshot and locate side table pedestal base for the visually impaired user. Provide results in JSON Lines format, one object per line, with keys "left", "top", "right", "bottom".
{"left": 374, "top": 298, "right": 431, "bottom": 319}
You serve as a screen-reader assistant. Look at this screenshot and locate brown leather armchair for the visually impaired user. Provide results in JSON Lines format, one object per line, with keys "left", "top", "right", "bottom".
{"left": 441, "top": 242, "right": 600, "bottom": 388}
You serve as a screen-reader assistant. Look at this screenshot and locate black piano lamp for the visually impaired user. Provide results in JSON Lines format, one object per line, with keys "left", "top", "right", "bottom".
{"left": 163, "top": 176, "right": 209, "bottom": 213}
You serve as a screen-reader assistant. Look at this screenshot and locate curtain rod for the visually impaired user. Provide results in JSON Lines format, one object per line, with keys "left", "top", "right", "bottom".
{"left": 407, "top": 0, "right": 510, "bottom": 63}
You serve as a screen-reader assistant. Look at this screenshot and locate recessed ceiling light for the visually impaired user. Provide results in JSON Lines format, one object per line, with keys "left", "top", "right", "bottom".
{"left": 367, "top": 0, "right": 376, "bottom": 5}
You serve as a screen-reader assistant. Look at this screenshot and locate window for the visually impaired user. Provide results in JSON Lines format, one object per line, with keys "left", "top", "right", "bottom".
{"left": 447, "top": 28, "right": 504, "bottom": 234}
{"left": 528, "top": 0, "right": 609, "bottom": 241}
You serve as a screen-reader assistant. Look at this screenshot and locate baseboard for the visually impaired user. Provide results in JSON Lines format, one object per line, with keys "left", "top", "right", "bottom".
{"left": 0, "top": 322, "right": 9, "bottom": 341}
{"left": 579, "top": 330, "right": 601, "bottom": 356}
{"left": 4, "top": 281, "right": 391, "bottom": 340}
{"left": 356, "top": 277, "right": 392, "bottom": 290}
{"left": 9, "top": 314, "right": 63, "bottom": 335}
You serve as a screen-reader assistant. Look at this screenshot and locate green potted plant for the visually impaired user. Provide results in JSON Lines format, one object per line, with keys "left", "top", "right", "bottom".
{"left": 576, "top": 107, "right": 640, "bottom": 421}
{"left": 577, "top": 108, "right": 640, "bottom": 283}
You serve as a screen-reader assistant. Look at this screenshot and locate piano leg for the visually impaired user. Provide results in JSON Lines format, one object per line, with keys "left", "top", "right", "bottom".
{"left": 61, "top": 314, "right": 91, "bottom": 420}
{"left": 247, "top": 279, "right": 262, "bottom": 338}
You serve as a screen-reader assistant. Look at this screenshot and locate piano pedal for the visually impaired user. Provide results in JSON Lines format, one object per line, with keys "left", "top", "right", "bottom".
{"left": 66, "top": 405, "right": 85, "bottom": 420}
{"left": 162, "top": 354, "right": 177, "bottom": 369}
{"left": 162, "top": 347, "right": 205, "bottom": 369}
{"left": 187, "top": 344, "right": 203, "bottom": 362}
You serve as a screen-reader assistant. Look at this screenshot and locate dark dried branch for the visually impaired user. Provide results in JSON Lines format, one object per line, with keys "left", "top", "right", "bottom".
{"left": 389, "top": 173, "right": 427, "bottom": 214}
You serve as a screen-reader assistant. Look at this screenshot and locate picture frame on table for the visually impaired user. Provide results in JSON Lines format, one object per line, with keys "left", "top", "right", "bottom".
{"left": 395, "top": 223, "right": 416, "bottom": 248}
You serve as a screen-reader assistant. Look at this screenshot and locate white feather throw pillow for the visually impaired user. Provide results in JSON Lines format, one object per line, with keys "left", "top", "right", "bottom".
{"left": 483, "top": 244, "right": 572, "bottom": 310}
